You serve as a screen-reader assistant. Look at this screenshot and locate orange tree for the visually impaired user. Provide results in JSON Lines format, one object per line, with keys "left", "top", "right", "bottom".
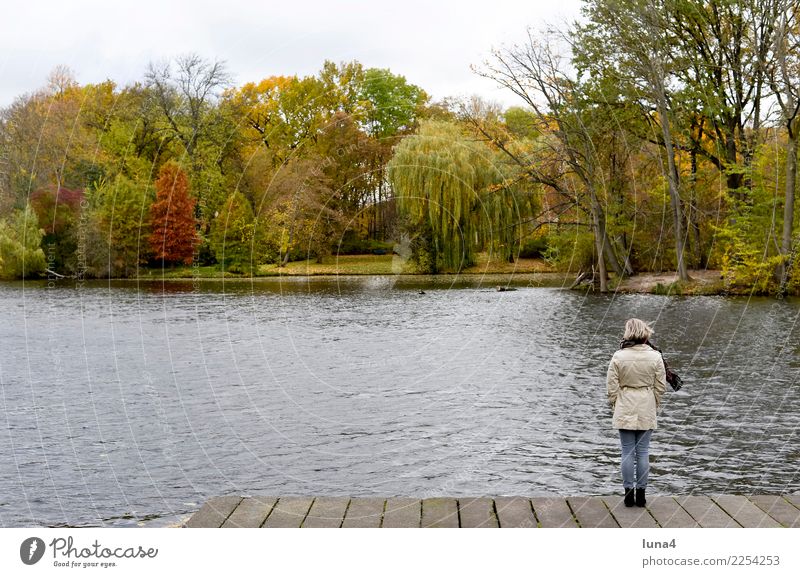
{"left": 148, "top": 162, "right": 198, "bottom": 265}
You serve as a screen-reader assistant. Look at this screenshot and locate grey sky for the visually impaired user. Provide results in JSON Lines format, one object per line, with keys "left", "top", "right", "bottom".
{"left": 0, "top": 0, "right": 582, "bottom": 108}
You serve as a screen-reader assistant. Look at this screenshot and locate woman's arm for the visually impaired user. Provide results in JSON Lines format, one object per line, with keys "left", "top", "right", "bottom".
{"left": 607, "top": 357, "right": 620, "bottom": 408}
{"left": 654, "top": 357, "right": 667, "bottom": 409}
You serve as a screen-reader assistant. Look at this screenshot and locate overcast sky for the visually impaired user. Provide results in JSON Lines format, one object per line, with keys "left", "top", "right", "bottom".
{"left": 0, "top": 0, "right": 583, "bottom": 108}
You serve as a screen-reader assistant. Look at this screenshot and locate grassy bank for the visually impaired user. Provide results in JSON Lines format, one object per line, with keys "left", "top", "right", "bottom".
{"left": 139, "top": 253, "right": 552, "bottom": 279}
{"left": 132, "top": 255, "right": 736, "bottom": 295}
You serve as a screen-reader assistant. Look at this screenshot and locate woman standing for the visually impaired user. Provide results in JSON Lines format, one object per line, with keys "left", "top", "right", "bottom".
{"left": 607, "top": 318, "right": 667, "bottom": 507}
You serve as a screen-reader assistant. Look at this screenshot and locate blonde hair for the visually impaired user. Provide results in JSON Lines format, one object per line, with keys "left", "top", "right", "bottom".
{"left": 623, "top": 318, "right": 654, "bottom": 342}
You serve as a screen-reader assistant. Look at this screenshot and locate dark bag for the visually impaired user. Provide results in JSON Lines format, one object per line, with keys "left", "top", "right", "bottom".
{"left": 619, "top": 339, "right": 683, "bottom": 392}
{"left": 661, "top": 356, "right": 683, "bottom": 392}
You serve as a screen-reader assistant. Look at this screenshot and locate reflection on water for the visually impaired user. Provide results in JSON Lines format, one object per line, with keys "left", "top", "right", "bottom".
{"left": 1, "top": 277, "right": 799, "bottom": 527}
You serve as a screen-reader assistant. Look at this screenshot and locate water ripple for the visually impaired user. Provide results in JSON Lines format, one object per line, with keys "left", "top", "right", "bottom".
{"left": 1, "top": 280, "right": 799, "bottom": 526}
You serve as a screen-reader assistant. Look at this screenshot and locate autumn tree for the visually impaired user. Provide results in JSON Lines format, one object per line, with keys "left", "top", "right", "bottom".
{"left": 476, "top": 33, "right": 631, "bottom": 290}
{"left": 0, "top": 67, "right": 98, "bottom": 202}
{"left": 576, "top": 1, "right": 691, "bottom": 282}
{"left": 315, "top": 111, "right": 380, "bottom": 242}
{"left": 226, "top": 74, "right": 327, "bottom": 168}
{"left": 145, "top": 54, "right": 235, "bottom": 225}
{"left": 148, "top": 163, "right": 197, "bottom": 265}
{"left": 29, "top": 186, "right": 84, "bottom": 274}
{"left": 261, "top": 156, "right": 341, "bottom": 265}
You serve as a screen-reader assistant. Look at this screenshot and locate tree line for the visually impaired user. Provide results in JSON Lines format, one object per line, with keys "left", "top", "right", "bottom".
{"left": 2, "top": 0, "right": 800, "bottom": 295}
{"left": 467, "top": 0, "right": 800, "bottom": 294}
{"left": 0, "top": 58, "right": 429, "bottom": 278}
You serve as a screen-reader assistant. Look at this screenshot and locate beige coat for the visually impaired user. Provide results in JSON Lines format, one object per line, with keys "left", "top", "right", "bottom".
{"left": 606, "top": 344, "right": 667, "bottom": 430}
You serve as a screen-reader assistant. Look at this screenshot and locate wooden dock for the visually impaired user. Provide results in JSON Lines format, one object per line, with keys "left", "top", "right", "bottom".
{"left": 184, "top": 494, "right": 800, "bottom": 528}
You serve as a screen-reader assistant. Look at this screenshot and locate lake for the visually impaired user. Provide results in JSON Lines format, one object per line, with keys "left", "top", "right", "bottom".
{"left": 1, "top": 275, "right": 799, "bottom": 527}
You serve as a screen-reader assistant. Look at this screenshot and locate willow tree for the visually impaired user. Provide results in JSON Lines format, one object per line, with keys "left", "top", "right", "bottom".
{"left": 387, "top": 120, "right": 527, "bottom": 272}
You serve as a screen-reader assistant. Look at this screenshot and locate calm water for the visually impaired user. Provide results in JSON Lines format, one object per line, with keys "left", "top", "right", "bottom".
{"left": 1, "top": 275, "right": 799, "bottom": 527}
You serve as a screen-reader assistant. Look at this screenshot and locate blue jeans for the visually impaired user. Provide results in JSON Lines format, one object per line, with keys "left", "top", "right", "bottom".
{"left": 619, "top": 429, "right": 652, "bottom": 489}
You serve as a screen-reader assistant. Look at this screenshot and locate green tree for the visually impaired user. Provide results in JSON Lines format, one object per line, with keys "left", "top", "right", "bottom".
{"left": 358, "top": 69, "right": 428, "bottom": 240}
{"left": 359, "top": 68, "right": 428, "bottom": 138}
{"left": 576, "top": 1, "right": 691, "bottom": 281}
{"left": 92, "top": 176, "right": 152, "bottom": 277}
{"left": 211, "top": 191, "right": 255, "bottom": 274}
{"left": 0, "top": 204, "right": 46, "bottom": 279}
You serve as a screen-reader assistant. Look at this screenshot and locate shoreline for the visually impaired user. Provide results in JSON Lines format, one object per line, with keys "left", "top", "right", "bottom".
{"left": 128, "top": 267, "right": 733, "bottom": 295}
{"left": 612, "top": 269, "right": 727, "bottom": 295}
{"left": 8, "top": 262, "right": 773, "bottom": 296}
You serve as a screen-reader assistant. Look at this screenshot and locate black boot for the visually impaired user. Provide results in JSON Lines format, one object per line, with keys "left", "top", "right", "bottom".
{"left": 635, "top": 487, "right": 646, "bottom": 507}
{"left": 624, "top": 487, "right": 635, "bottom": 507}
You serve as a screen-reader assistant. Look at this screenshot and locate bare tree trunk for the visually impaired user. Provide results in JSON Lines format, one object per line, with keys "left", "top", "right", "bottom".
{"left": 280, "top": 196, "right": 298, "bottom": 267}
{"left": 779, "top": 133, "right": 798, "bottom": 290}
{"left": 688, "top": 147, "right": 703, "bottom": 268}
{"left": 782, "top": 136, "right": 797, "bottom": 256}
{"left": 653, "top": 79, "right": 690, "bottom": 282}
{"left": 592, "top": 217, "right": 608, "bottom": 293}
{"left": 588, "top": 192, "right": 609, "bottom": 292}
{"left": 774, "top": 7, "right": 800, "bottom": 293}
{"left": 602, "top": 228, "right": 625, "bottom": 278}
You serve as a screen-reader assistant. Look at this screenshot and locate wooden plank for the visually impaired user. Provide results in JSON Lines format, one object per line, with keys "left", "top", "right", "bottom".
{"left": 646, "top": 496, "right": 699, "bottom": 528}
{"left": 783, "top": 494, "right": 800, "bottom": 511}
{"left": 262, "top": 497, "right": 314, "bottom": 528}
{"left": 222, "top": 496, "right": 277, "bottom": 528}
{"left": 184, "top": 496, "right": 242, "bottom": 528}
{"left": 382, "top": 498, "right": 421, "bottom": 528}
{"left": 712, "top": 495, "right": 781, "bottom": 528}
{"left": 530, "top": 497, "right": 577, "bottom": 528}
{"left": 748, "top": 496, "right": 800, "bottom": 528}
{"left": 302, "top": 497, "right": 350, "bottom": 528}
{"left": 495, "top": 497, "right": 537, "bottom": 528}
{"left": 421, "top": 498, "right": 459, "bottom": 528}
{"left": 458, "top": 497, "right": 498, "bottom": 528}
{"left": 567, "top": 497, "right": 618, "bottom": 528}
{"left": 674, "top": 496, "right": 739, "bottom": 528}
{"left": 341, "top": 498, "right": 385, "bottom": 528}
{"left": 602, "top": 496, "right": 658, "bottom": 528}
{"left": 189, "top": 494, "right": 799, "bottom": 529}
